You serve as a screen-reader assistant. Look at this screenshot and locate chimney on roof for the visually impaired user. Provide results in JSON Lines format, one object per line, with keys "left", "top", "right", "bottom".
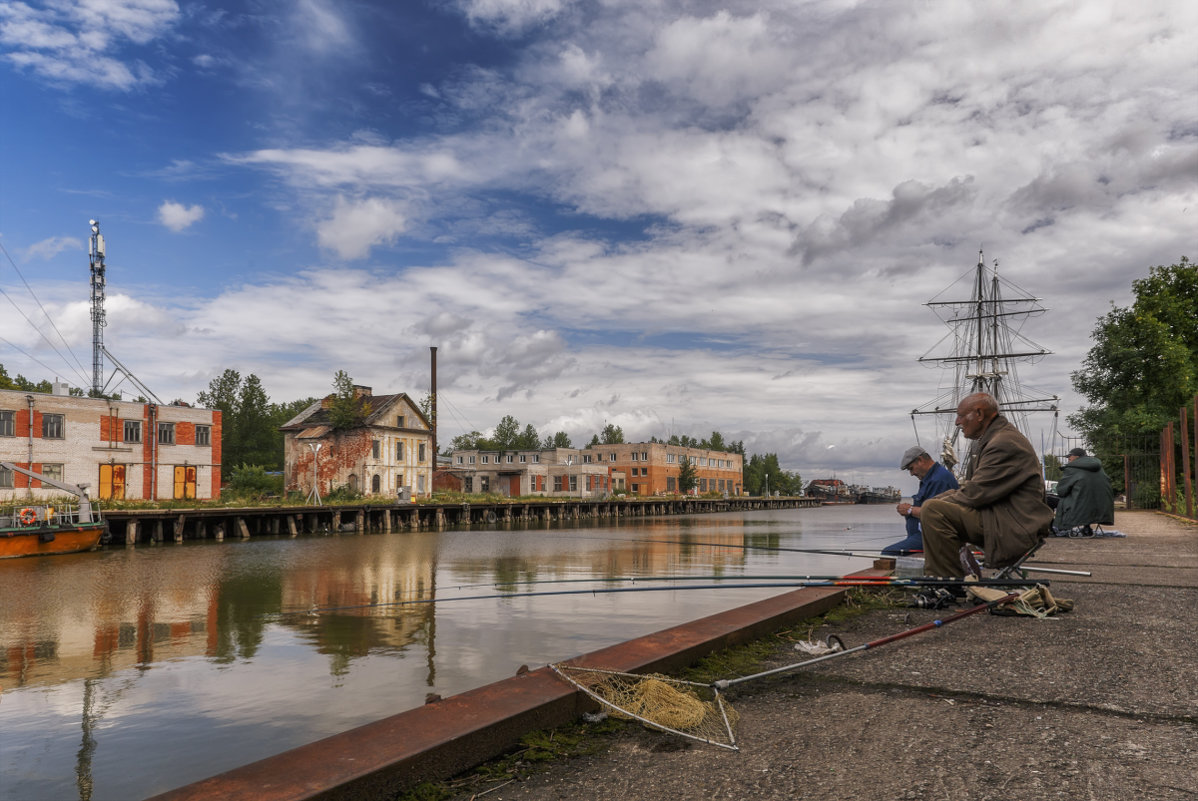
{"left": 353, "top": 385, "right": 372, "bottom": 400}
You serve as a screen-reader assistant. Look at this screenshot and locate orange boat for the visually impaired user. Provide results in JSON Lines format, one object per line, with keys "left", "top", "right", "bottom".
{"left": 1, "top": 461, "right": 108, "bottom": 559}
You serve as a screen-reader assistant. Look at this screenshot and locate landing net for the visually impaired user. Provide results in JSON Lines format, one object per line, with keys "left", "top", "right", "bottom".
{"left": 549, "top": 664, "right": 739, "bottom": 751}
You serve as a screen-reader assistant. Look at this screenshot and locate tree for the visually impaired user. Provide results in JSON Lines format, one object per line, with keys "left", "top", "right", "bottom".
{"left": 516, "top": 424, "right": 541, "bottom": 450}
{"left": 544, "top": 431, "right": 572, "bottom": 448}
{"left": 599, "top": 423, "right": 624, "bottom": 444}
{"left": 236, "top": 374, "right": 276, "bottom": 467}
{"left": 328, "top": 370, "right": 370, "bottom": 429}
{"left": 677, "top": 455, "right": 697, "bottom": 494}
{"left": 452, "top": 431, "right": 486, "bottom": 450}
{"left": 491, "top": 415, "right": 521, "bottom": 449}
{"left": 743, "top": 452, "right": 802, "bottom": 496}
{"left": 703, "top": 431, "right": 727, "bottom": 451}
{"left": 1070, "top": 257, "right": 1197, "bottom": 445}
{"left": 0, "top": 364, "right": 51, "bottom": 393}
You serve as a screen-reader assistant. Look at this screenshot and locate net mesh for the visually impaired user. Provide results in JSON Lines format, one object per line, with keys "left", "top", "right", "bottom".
{"left": 551, "top": 664, "right": 739, "bottom": 750}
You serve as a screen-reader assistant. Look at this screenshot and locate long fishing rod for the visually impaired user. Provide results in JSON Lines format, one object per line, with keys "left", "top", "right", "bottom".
{"left": 443, "top": 572, "right": 1032, "bottom": 591}
{"left": 287, "top": 579, "right": 1043, "bottom": 617}
{"left": 713, "top": 592, "right": 1020, "bottom": 690}
{"left": 614, "top": 536, "right": 1092, "bottom": 577}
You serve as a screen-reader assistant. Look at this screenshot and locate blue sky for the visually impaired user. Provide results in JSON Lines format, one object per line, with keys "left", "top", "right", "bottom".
{"left": 1, "top": 0, "right": 1195, "bottom": 489}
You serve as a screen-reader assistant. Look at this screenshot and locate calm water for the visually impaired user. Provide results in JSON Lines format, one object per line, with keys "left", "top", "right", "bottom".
{"left": 0, "top": 504, "right": 901, "bottom": 800}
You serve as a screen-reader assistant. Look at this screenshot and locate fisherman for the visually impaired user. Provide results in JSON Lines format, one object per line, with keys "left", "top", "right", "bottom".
{"left": 918, "top": 392, "right": 1054, "bottom": 589}
{"left": 883, "top": 446, "right": 958, "bottom": 555}
{"left": 1053, "top": 447, "right": 1115, "bottom": 536}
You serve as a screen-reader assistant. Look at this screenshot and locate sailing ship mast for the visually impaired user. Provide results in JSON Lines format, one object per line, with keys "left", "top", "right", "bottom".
{"left": 910, "top": 250, "right": 1058, "bottom": 472}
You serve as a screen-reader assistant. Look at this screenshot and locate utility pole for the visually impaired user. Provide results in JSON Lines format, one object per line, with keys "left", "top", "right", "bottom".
{"left": 89, "top": 220, "right": 106, "bottom": 397}
{"left": 307, "top": 443, "right": 323, "bottom": 505}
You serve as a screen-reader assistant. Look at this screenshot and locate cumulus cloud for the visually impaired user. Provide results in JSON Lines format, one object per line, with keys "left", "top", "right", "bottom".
{"left": 315, "top": 195, "right": 407, "bottom": 260}
{"left": 158, "top": 201, "right": 205, "bottom": 232}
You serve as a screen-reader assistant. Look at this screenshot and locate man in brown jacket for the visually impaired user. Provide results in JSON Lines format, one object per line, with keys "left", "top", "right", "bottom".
{"left": 919, "top": 392, "right": 1054, "bottom": 578}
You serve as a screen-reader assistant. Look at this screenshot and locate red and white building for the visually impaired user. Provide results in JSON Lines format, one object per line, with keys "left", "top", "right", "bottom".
{"left": 0, "top": 385, "right": 222, "bottom": 502}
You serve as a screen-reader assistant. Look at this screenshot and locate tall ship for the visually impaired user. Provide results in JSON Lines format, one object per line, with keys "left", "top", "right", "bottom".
{"left": 910, "top": 250, "right": 1059, "bottom": 476}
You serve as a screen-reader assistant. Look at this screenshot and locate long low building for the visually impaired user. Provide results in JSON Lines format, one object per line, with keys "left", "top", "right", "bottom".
{"left": 0, "top": 385, "right": 222, "bottom": 501}
{"left": 448, "top": 441, "right": 743, "bottom": 498}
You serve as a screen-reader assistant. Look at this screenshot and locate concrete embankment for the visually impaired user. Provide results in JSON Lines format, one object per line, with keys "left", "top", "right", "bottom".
{"left": 438, "top": 509, "right": 1198, "bottom": 801}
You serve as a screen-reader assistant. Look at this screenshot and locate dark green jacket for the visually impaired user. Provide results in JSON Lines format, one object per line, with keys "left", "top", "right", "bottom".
{"left": 938, "top": 415, "right": 1054, "bottom": 567}
{"left": 1054, "top": 456, "right": 1115, "bottom": 529}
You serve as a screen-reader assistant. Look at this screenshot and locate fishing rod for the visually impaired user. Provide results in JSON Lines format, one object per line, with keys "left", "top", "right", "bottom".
{"left": 286, "top": 578, "right": 1044, "bottom": 617}
{"left": 713, "top": 591, "right": 1021, "bottom": 690}
{"left": 443, "top": 572, "right": 1035, "bottom": 591}
{"left": 612, "top": 536, "right": 1092, "bottom": 577}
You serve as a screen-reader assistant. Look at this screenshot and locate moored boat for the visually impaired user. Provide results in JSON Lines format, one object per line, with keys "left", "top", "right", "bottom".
{"left": 0, "top": 462, "right": 108, "bottom": 558}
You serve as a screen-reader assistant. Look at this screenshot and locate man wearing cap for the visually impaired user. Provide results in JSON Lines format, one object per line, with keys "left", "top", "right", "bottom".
{"left": 1053, "top": 447, "right": 1115, "bottom": 535}
{"left": 919, "top": 392, "right": 1055, "bottom": 578}
{"left": 883, "top": 446, "right": 959, "bottom": 555}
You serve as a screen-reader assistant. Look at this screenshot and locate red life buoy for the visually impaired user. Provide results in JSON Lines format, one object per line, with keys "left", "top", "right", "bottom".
{"left": 19, "top": 508, "right": 37, "bottom": 525}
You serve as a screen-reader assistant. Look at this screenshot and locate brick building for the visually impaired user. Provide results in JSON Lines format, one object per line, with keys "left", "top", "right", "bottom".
{"left": 281, "top": 386, "right": 433, "bottom": 500}
{"left": 448, "top": 441, "right": 742, "bottom": 498}
{"left": 0, "top": 386, "right": 222, "bottom": 502}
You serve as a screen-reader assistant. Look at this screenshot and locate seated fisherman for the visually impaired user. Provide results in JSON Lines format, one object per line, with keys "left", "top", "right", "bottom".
{"left": 883, "top": 446, "right": 959, "bottom": 555}
{"left": 919, "top": 393, "right": 1055, "bottom": 580}
{"left": 1054, "top": 447, "right": 1115, "bottom": 536}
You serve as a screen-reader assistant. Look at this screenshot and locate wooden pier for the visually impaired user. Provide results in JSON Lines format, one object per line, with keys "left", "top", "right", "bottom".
{"left": 102, "top": 496, "right": 821, "bottom": 545}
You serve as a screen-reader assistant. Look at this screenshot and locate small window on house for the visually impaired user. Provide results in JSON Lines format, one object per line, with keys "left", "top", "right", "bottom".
{"left": 372, "top": 440, "right": 381, "bottom": 459}
{"left": 519, "top": 454, "right": 526, "bottom": 463}
{"left": 0, "top": 465, "right": 12, "bottom": 488}
{"left": 506, "top": 454, "right": 513, "bottom": 463}
{"left": 533, "top": 454, "right": 540, "bottom": 463}
{"left": 480, "top": 476, "right": 489, "bottom": 492}
{"left": 609, "top": 453, "right": 616, "bottom": 461}
{"left": 397, "top": 415, "right": 405, "bottom": 428}
{"left": 41, "top": 463, "right": 64, "bottom": 483}
{"left": 0, "top": 410, "right": 14, "bottom": 437}
{"left": 554, "top": 476, "right": 563, "bottom": 492}
{"left": 469, "top": 456, "right": 476, "bottom": 464}
{"left": 397, "top": 441, "right": 406, "bottom": 461}
{"left": 465, "top": 477, "right": 473, "bottom": 492}
{"left": 123, "top": 420, "right": 141, "bottom": 443}
{"left": 641, "top": 451, "right": 648, "bottom": 460}
{"left": 43, "top": 413, "right": 65, "bottom": 439}
{"left": 158, "top": 422, "right": 175, "bottom": 445}
{"left": 195, "top": 425, "right": 211, "bottom": 447}
{"left": 456, "top": 455, "right": 463, "bottom": 464}
{"left": 482, "top": 455, "right": 489, "bottom": 464}
{"left": 569, "top": 475, "right": 577, "bottom": 492}
{"left": 418, "top": 443, "right": 426, "bottom": 462}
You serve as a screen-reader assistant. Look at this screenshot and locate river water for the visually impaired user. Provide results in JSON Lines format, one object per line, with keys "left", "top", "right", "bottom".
{"left": 0, "top": 504, "right": 902, "bottom": 800}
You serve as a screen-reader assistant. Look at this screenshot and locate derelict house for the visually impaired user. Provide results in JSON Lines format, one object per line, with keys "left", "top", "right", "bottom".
{"left": 281, "top": 386, "right": 434, "bottom": 500}
{"left": 0, "top": 384, "right": 222, "bottom": 502}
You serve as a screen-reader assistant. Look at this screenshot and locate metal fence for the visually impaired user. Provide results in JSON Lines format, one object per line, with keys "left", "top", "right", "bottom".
{"left": 1158, "top": 393, "right": 1198, "bottom": 521}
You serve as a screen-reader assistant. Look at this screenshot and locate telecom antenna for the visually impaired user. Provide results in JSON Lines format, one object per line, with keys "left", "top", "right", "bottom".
{"left": 89, "top": 219, "right": 106, "bottom": 396}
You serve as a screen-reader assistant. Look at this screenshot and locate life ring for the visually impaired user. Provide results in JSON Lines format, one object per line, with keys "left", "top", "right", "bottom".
{"left": 18, "top": 508, "right": 37, "bottom": 526}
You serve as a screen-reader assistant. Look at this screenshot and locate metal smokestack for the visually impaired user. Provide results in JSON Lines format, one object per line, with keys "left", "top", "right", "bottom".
{"left": 430, "top": 346, "right": 437, "bottom": 462}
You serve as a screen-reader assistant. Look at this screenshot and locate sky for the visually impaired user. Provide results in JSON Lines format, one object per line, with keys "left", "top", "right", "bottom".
{"left": 0, "top": 0, "right": 1195, "bottom": 491}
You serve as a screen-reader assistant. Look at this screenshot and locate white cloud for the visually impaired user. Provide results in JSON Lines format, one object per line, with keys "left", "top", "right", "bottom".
{"left": 22, "top": 236, "right": 83, "bottom": 261}
{"left": 157, "top": 201, "right": 205, "bottom": 232}
{"left": 315, "top": 195, "right": 407, "bottom": 260}
{"left": 457, "top": 0, "right": 573, "bottom": 34}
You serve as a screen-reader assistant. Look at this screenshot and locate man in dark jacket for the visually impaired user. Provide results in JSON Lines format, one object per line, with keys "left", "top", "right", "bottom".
{"left": 1054, "top": 447, "right": 1115, "bottom": 535}
{"left": 883, "top": 446, "right": 959, "bottom": 554}
{"left": 920, "top": 392, "right": 1054, "bottom": 578}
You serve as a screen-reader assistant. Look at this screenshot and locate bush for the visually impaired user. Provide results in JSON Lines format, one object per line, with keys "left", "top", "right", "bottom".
{"left": 224, "top": 464, "right": 283, "bottom": 499}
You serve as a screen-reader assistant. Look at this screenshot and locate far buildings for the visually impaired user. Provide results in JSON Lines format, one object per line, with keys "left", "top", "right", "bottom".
{"left": 280, "top": 386, "right": 434, "bottom": 500}
{"left": 446, "top": 441, "right": 743, "bottom": 499}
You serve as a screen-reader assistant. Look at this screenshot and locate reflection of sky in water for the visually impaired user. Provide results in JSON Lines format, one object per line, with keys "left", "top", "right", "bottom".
{"left": 0, "top": 505, "right": 902, "bottom": 801}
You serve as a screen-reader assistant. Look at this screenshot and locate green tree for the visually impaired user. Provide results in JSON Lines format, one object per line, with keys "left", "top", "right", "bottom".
{"left": 677, "top": 455, "right": 697, "bottom": 494}
{"left": 329, "top": 370, "right": 370, "bottom": 430}
{"left": 1070, "top": 257, "right": 1197, "bottom": 446}
{"left": 599, "top": 423, "right": 624, "bottom": 444}
{"left": 491, "top": 415, "right": 521, "bottom": 449}
{"left": 198, "top": 369, "right": 244, "bottom": 464}
{"left": 1043, "top": 454, "right": 1064, "bottom": 482}
{"left": 237, "top": 375, "right": 276, "bottom": 467}
{"left": 452, "top": 431, "right": 486, "bottom": 450}
{"left": 516, "top": 423, "right": 541, "bottom": 449}
{"left": 0, "top": 364, "right": 51, "bottom": 393}
{"left": 544, "top": 431, "right": 573, "bottom": 448}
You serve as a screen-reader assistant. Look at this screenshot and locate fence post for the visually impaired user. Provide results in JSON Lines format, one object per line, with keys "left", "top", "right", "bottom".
{"left": 1182, "top": 401, "right": 1194, "bottom": 520}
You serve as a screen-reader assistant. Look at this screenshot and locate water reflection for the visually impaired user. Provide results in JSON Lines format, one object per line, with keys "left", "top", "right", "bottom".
{"left": 0, "top": 505, "right": 898, "bottom": 800}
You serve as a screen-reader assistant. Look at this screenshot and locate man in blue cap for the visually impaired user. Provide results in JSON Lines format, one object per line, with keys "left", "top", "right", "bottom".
{"left": 882, "top": 445, "right": 959, "bottom": 555}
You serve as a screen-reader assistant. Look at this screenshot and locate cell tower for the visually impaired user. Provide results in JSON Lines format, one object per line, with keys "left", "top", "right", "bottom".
{"left": 89, "top": 219, "right": 106, "bottom": 397}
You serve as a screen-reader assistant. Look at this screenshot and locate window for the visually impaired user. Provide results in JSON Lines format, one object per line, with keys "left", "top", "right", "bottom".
{"left": 609, "top": 453, "right": 616, "bottom": 461}
{"left": 157, "top": 422, "right": 175, "bottom": 445}
{"left": 41, "top": 463, "right": 64, "bottom": 483}
{"left": 397, "top": 415, "right": 405, "bottom": 428}
{"left": 0, "top": 410, "right": 13, "bottom": 437}
{"left": 667, "top": 476, "right": 676, "bottom": 491}
{"left": 519, "top": 454, "right": 526, "bottom": 463}
{"left": 641, "top": 452, "right": 648, "bottom": 460}
{"left": 372, "top": 440, "right": 381, "bottom": 459}
{"left": 667, "top": 454, "right": 676, "bottom": 463}
{"left": 506, "top": 455, "right": 513, "bottom": 463}
{"left": 397, "top": 441, "right": 406, "bottom": 461}
{"left": 469, "top": 456, "right": 476, "bottom": 464}
{"left": 465, "top": 477, "right": 473, "bottom": 492}
{"left": 195, "top": 425, "right": 210, "bottom": 447}
{"left": 418, "top": 443, "right": 426, "bottom": 462}
{"left": 630, "top": 453, "right": 638, "bottom": 461}
{"left": 554, "top": 476, "right": 563, "bottom": 492}
{"left": 480, "top": 476, "right": 489, "bottom": 492}
{"left": 569, "top": 475, "right": 577, "bottom": 492}
{"left": 43, "top": 413, "right": 65, "bottom": 439}
{"left": 456, "top": 455, "right": 463, "bottom": 464}
{"left": 0, "top": 465, "right": 12, "bottom": 488}
{"left": 482, "top": 455, "right": 489, "bottom": 464}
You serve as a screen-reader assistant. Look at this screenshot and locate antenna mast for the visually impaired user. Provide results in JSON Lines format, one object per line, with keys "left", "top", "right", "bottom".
{"left": 89, "top": 219, "right": 106, "bottom": 397}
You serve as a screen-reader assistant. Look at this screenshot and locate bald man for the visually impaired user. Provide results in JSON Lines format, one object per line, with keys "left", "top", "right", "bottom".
{"left": 919, "top": 392, "right": 1054, "bottom": 578}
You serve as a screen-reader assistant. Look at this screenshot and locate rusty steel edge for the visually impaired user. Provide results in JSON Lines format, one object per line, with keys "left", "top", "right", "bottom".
{"left": 147, "top": 569, "right": 886, "bottom": 801}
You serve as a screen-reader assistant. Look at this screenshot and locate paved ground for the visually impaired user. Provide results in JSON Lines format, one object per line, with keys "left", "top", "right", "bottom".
{"left": 447, "top": 510, "right": 1198, "bottom": 801}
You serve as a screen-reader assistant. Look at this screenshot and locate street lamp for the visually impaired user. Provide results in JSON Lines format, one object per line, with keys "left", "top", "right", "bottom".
{"left": 764, "top": 473, "right": 769, "bottom": 499}
{"left": 307, "top": 443, "right": 323, "bottom": 506}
